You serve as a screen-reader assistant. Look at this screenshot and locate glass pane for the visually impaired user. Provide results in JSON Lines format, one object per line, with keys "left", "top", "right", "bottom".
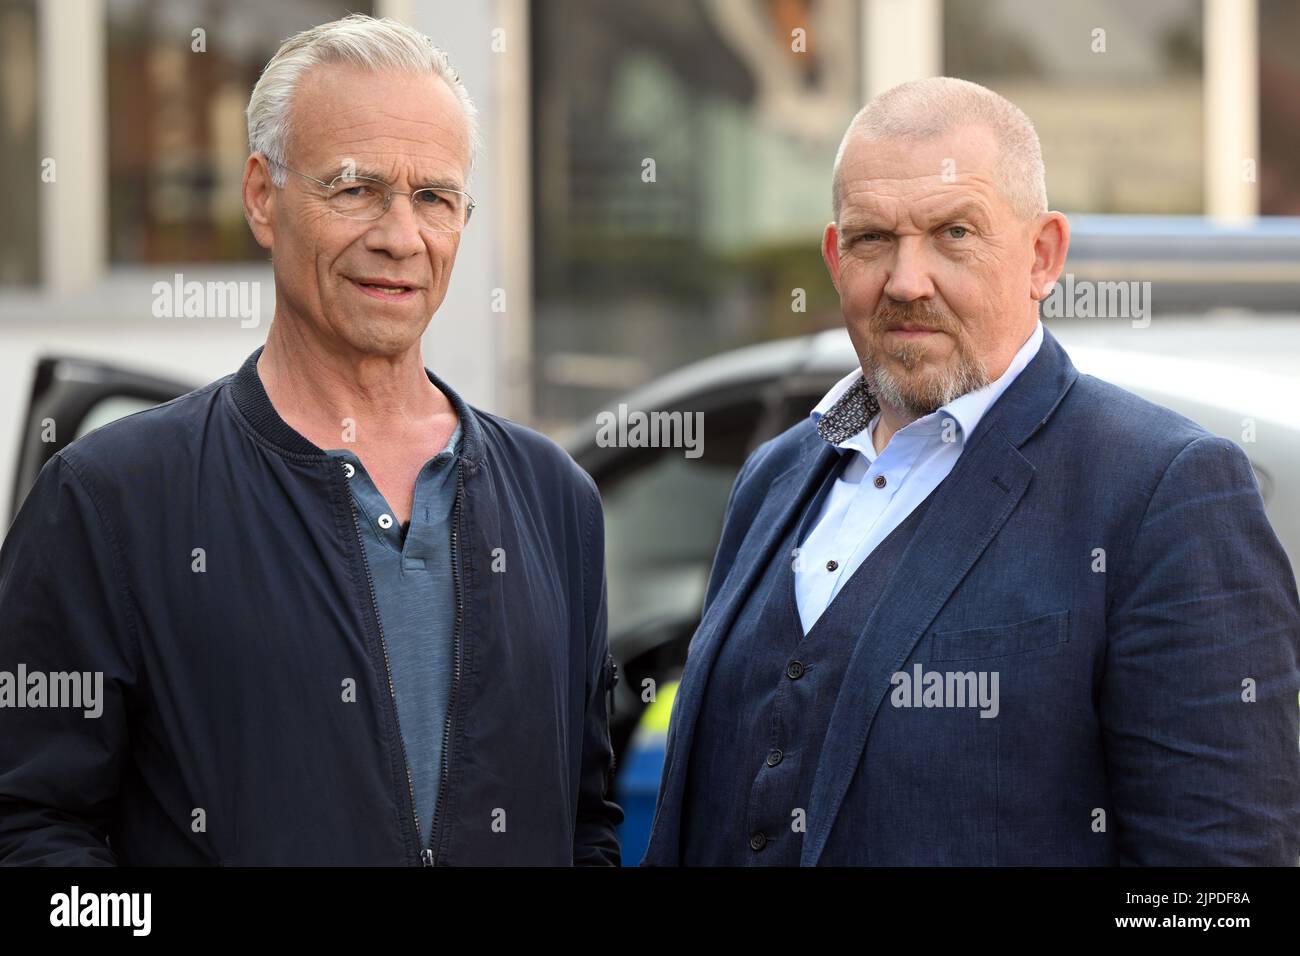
{"left": 75, "top": 395, "right": 161, "bottom": 439}
{"left": 106, "top": 0, "right": 373, "bottom": 264}
{"left": 0, "top": 0, "right": 40, "bottom": 286}
{"left": 944, "top": 0, "right": 1204, "bottom": 214}
{"left": 1260, "top": 0, "right": 1300, "bottom": 214}
{"left": 599, "top": 397, "right": 763, "bottom": 638}
{"left": 532, "top": 0, "right": 863, "bottom": 428}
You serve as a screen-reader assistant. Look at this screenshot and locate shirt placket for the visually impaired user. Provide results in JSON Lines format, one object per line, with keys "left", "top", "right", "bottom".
{"left": 822, "top": 434, "right": 927, "bottom": 605}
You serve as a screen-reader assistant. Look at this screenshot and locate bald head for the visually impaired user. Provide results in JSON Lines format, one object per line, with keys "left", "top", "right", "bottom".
{"left": 832, "top": 77, "right": 1047, "bottom": 222}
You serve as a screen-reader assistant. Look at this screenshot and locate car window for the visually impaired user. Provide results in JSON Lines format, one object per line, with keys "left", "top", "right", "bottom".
{"left": 73, "top": 396, "right": 162, "bottom": 440}
{"left": 597, "top": 398, "right": 764, "bottom": 643}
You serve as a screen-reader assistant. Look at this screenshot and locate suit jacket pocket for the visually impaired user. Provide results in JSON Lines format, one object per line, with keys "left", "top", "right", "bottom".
{"left": 929, "top": 609, "right": 1070, "bottom": 661}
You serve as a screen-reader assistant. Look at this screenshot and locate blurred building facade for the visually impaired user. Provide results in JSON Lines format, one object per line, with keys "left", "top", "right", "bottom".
{"left": 1, "top": 0, "right": 1297, "bottom": 431}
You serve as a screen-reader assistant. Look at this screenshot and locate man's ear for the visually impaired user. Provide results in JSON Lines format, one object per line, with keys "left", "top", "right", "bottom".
{"left": 821, "top": 222, "right": 842, "bottom": 295}
{"left": 1028, "top": 211, "right": 1070, "bottom": 302}
{"left": 243, "top": 153, "right": 276, "bottom": 251}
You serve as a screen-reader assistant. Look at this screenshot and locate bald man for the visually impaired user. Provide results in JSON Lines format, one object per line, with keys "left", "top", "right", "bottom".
{"left": 643, "top": 77, "right": 1300, "bottom": 867}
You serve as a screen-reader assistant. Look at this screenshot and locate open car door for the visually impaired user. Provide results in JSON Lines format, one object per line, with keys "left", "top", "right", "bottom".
{"left": 7, "top": 356, "right": 197, "bottom": 528}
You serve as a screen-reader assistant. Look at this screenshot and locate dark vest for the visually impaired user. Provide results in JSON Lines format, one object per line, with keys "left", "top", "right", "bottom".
{"left": 680, "top": 451, "right": 937, "bottom": 865}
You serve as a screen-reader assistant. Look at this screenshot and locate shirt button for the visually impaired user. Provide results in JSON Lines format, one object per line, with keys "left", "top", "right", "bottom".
{"left": 873, "top": 474, "right": 887, "bottom": 489}
{"left": 378, "top": 514, "right": 394, "bottom": 530}
{"left": 766, "top": 749, "right": 784, "bottom": 767}
{"left": 826, "top": 559, "right": 838, "bottom": 572}
{"left": 787, "top": 661, "right": 805, "bottom": 680}
{"left": 342, "top": 462, "right": 355, "bottom": 479}
{"left": 749, "top": 832, "right": 768, "bottom": 852}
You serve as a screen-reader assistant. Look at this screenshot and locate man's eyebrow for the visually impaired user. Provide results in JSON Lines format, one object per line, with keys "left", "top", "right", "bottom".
{"left": 838, "top": 215, "right": 892, "bottom": 233}
{"left": 320, "top": 165, "right": 383, "bottom": 182}
{"left": 416, "top": 178, "right": 466, "bottom": 192}
{"left": 334, "top": 167, "right": 464, "bottom": 190}
{"left": 839, "top": 202, "right": 988, "bottom": 232}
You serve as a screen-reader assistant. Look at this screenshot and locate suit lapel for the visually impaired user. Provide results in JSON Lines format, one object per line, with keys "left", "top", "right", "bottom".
{"left": 648, "top": 431, "right": 836, "bottom": 859}
{"left": 648, "top": 327, "right": 1078, "bottom": 865}
{"left": 799, "top": 428, "right": 1034, "bottom": 864}
{"left": 800, "top": 326, "right": 1080, "bottom": 865}
{"left": 686, "top": 435, "right": 836, "bottom": 683}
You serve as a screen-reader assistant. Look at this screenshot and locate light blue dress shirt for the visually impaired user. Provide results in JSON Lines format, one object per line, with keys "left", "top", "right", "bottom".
{"left": 794, "top": 320, "right": 1044, "bottom": 633}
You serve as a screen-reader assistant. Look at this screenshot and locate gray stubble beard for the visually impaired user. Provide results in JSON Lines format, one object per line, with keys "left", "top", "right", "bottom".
{"left": 863, "top": 332, "right": 991, "bottom": 421}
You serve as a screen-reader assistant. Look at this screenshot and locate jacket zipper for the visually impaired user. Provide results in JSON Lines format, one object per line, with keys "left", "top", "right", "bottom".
{"left": 347, "top": 493, "right": 425, "bottom": 865}
{"left": 427, "top": 459, "right": 465, "bottom": 866}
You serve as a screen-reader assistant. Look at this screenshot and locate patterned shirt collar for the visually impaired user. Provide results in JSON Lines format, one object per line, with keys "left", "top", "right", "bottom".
{"left": 814, "top": 374, "right": 880, "bottom": 446}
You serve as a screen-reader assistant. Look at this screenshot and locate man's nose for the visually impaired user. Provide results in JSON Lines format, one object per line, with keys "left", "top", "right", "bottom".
{"left": 362, "top": 194, "right": 426, "bottom": 259}
{"left": 881, "top": 236, "right": 936, "bottom": 302}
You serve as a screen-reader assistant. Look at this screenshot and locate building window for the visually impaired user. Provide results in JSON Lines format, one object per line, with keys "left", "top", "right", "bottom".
{"left": 944, "top": 0, "right": 1204, "bottom": 214}
{"left": 0, "top": 0, "right": 40, "bottom": 286}
{"left": 1259, "top": 0, "right": 1300, "bottom": 214}
{"left": 531, "top": 0, "right": 863, "bottom": 426}
{"left": 106, "top": 0, "right": 373, "bottom": 264}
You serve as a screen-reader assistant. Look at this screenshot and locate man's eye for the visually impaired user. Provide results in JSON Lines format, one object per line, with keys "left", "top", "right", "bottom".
{"left": 945, "top": 225, "right": 969, "bottom": 239}
{"left": 853, "top": 233, "right": 882, "bottom": 243}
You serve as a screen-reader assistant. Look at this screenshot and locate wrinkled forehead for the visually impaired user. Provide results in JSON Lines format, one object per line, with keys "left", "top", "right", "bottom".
{"left": 837, "top": 124, "right": 1004, "bottom": 222}
{"left": 287, "top": 64, "right": 472, "bottom": 187}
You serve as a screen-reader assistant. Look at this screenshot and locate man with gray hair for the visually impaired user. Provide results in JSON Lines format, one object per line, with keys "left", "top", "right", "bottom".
{"left": 644, "top": 76, "right": 1300, "bottom": 866}
{"left": 0, "top": 14, "right": 621, "bottom": 865}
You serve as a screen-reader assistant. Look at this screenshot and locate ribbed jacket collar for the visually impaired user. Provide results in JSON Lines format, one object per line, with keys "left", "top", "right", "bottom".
{"left": 228, "top": 344, "right": 484, "bottom": 466}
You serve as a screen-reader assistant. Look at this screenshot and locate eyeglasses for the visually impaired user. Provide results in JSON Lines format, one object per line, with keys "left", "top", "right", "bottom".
{"left": 267, "top": 158, "right": 475, "bottom": 232}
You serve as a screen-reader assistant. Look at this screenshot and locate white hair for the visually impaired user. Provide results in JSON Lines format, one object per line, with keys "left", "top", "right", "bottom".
{"left": 245, "top": 13, "right": 481, "bottom": 188}
{"left": 832, "top": 76, "right": 1047, "bottom": 221}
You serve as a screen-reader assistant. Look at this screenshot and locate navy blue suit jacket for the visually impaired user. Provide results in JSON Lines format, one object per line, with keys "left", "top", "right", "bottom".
{"left": 644, "top": 327, "right": 1300, "bottom": 865}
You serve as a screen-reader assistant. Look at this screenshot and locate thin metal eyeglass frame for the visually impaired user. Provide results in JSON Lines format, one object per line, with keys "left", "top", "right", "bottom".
{"left": 267, "top": 157, "right": 476, "bottom": 229}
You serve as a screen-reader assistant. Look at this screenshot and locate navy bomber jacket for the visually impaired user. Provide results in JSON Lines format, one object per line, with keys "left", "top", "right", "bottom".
{"left": 0, "top": 345, "right": 622, "bottom": 865}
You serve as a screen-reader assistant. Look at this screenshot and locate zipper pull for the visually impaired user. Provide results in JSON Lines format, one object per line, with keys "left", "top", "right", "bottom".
{"left": 421, "top": 848, "right": 434, "bottom": 867}
{"left": 606, "top": 654, "right": 618, "bottom": 717}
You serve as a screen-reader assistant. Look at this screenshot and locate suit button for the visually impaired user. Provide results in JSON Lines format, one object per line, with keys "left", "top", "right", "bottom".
{"left": 825, "top": 559, "right": 838, "bottom": 572}
{"left": 766, "top": 749, "right": 784, "bottom": 767}
{"left": 873, "top": 474, "right": 887, "bottom": 488}
{"left": 787, "top": 660, "right": 804, "bottom": 679}
{"left": 749, "top": 832, "right": 767, "bottom": 852}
